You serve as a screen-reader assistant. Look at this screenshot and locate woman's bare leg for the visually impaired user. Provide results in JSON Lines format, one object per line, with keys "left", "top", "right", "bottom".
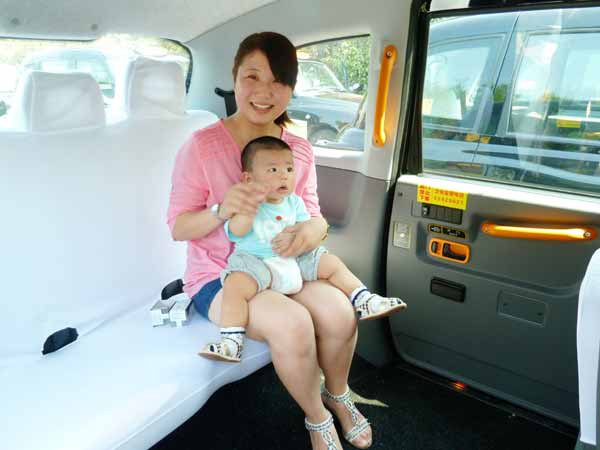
{"left": 208, "top": 289, "right": 343, "bottom": 449}
{"left": 292, "top": 281, "right": 372, "bottom": 447}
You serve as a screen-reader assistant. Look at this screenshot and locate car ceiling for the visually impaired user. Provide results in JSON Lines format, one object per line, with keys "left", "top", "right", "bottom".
{"left": 0, "top": 0, "right": 277, "bottom": 42}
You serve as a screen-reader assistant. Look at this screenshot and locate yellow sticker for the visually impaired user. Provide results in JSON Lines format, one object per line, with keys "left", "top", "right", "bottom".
{"left": 556, "top": 118, "right": 581, "bottom": 129}
{"left": 418, "top": 185, "right": 468, "bottom": 210}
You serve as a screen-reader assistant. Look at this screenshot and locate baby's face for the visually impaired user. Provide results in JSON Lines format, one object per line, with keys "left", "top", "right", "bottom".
{"left": 246, "top": 148, "right": 296, "bottom": 203}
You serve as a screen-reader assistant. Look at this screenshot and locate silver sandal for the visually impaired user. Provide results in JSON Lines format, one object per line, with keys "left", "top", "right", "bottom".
{"left": 355, "top": 293, "right": 407, "bottom": 321}
{"left": 304, "top": 413, "right": 339, "bottom": 450}
{"left": 321, "top": 386, "right": 372, "bottom": 448}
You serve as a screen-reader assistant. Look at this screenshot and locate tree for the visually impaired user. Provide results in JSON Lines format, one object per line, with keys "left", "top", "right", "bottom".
{"left": 299, "top": 36, "right": 370, "bottom": 94}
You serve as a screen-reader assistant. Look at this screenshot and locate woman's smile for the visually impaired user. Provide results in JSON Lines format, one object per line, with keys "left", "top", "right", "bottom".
{"left": 250, "top": 101, "right": 274, "bottom": 112}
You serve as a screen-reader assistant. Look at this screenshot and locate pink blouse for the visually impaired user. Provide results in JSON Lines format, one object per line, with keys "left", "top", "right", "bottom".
{"left": 167, "top": 119, "right": 322, "bottom": 298}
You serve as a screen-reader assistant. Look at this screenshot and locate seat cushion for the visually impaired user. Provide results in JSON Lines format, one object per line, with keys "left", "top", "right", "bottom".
{"left": 1, "top": 303, "right": 271, "bottom": 450}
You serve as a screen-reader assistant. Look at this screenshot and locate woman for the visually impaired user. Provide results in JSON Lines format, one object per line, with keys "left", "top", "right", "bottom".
{"left": 168, "top": 32, "right": 372, "bottom": 450}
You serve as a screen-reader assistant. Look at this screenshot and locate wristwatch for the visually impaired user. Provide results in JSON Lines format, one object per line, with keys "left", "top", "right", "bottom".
{"left": 210, "top": 203, "right": 224, "bottom": 221}
{"left": 321, "top": 222, "right": 330, "bottom": 241}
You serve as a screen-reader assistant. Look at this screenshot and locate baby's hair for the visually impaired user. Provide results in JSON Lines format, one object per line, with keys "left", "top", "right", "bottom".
{"left": 241, "top": 136, "right": 292, "bottom": 171}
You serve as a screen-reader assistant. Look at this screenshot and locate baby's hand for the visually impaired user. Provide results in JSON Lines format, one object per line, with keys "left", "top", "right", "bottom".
{"left": 271, "top": 232, "right": 295, "bottom": 255}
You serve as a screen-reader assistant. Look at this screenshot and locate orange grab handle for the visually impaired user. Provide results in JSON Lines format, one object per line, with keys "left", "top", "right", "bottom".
{"left": 373, "top": 45, "right": 397, "bottom": 147}
{"left": 481, "top": 222, "right": 597, "bottom": 241}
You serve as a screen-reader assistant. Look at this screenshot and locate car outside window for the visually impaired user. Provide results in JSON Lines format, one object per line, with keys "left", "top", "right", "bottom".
{"left": 423, "top": 40, "right": 495, "bottom": 130}
{"left": 422, "top": 32, "right": 501, "bottom": 176}
{"left": 0, "top": 35, "right": 190, "bottom": 123}
{"left": 287, "top": 36, "right": 370, "bottom": 150}
{"left": 421, "top": 8, "right": 600, "bottom": 197}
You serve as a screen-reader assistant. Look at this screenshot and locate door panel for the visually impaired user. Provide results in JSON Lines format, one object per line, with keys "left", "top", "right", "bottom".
{"left": 387, "top": 175, "right": 600, "bottom": 425}
{"left": 386, "top": 4, "right": 600, "bottom": 426}
{"left": 316, "top": 165, "right": 397, "bottom": 366}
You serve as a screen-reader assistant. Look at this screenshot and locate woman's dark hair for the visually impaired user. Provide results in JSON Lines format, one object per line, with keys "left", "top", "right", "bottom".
{"left": 241, "top": 136, "right": 292, "bottom": 171}
{"left": 233, "top": 32, "right": 298, "bottom": 127}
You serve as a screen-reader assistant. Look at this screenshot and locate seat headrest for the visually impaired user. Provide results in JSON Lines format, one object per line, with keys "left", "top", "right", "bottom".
{"left": 10, "top": 71, "right": 106, "bottom": 133}
{"left": 123, "top": 57, "right": 186, "bottom": 119}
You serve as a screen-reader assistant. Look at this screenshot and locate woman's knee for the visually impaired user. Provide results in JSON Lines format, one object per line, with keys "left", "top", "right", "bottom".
{"left": 325, "top": 300, "right": 357, "bottom": 341}
{"left": 295, "top": 281, "right": 357, "bottom": 340}
{"left": 269, "top": 305, "right": 316, "bottom": 358}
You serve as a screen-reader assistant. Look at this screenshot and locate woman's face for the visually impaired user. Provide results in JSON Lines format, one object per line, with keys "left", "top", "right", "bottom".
{"left": 234, "top": 50, "right": 293, "bottom": 127}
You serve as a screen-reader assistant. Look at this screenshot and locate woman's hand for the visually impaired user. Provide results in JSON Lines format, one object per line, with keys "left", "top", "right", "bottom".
{"left": 219, "top": 182, "right": 268, "bottom": 219}
{"left": 273, "top": 218, "right": 327, "bottom": 257}
{"left": 271, "top": 232, "right": 296, "bottom": 255}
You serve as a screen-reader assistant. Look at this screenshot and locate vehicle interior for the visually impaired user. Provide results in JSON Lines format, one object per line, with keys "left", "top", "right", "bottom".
{"left": 1, "top": 0, "right": 599, "bottom": 449}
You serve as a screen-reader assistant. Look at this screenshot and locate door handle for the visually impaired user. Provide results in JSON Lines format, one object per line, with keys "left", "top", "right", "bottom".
{"left": 429, "top": 238, "right": 470, "bottom": 264}
{"left": 481, "top": 222, "right": 596, "bottom": 241}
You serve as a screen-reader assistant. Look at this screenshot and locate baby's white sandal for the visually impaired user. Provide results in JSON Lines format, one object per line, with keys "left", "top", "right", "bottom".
{"left": 198, "top": 337, "right": 242, "bottom": 362}
{"left": 354, "top": 293, "right": 407, "bottom": 321}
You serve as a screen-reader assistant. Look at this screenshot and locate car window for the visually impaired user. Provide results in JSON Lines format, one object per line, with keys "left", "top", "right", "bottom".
{"left": 297, "top": 61, "right": 346, "bottom": 93}
{"left": 0, "top": 35, "right": 191, "bottom": 122}
{"left": 288, "top": 36, "right": 370, "bottom": 151}
{"left": 510, "top": 32, "right": 600, "bottom": 141}
{"left": 38, "top": 59, "right": 72, "bottom": 72}
{"left": 421, "top": 7, "right": 600, "bottom": 197}
{"left": 421, "top": 28, "right": 502, "bottom": 175}
{"left": 423, "top": 41, "right": 493, "bottom": 130}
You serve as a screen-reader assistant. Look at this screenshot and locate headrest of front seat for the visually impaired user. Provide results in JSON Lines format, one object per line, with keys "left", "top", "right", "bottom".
{"left": 9, "top": 70, "right": 106, "bottom": 133}
{"left": 123, "top": 57, "right": 186, "bottom": 119}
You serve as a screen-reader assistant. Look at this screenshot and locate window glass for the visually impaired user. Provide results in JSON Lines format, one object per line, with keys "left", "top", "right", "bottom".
{"left": 422, "top": 31, "right": 500, "bottom": 175}
{"left": 0, "top": 35, "right": 190, "bottom": 121}
{"left": 421, "top": 8, "right": 600, "bottom": 196}
{"left": 288, "top": 36, "right": 370, "bottom": 151}
{"left": 39, "top": 59, "right": 72, "bottom": 72}
{"left": 423, "top": 42, "right": 492, "bottom": 129}
{"left": 504, "top": 30, "right": 600, "bottom": 194}
{"left": 511, "top": 32, "right": 600, "bottom": 141}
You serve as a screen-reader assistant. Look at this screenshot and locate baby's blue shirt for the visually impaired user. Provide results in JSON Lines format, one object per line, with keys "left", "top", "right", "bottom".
{"left": 224, "top": 194, "right": 311, "bottom": 259}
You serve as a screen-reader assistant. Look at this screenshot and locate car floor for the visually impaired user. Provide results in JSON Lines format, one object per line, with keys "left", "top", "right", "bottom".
{"left": 151, "top": 356, "right": 578, "bottom": 450}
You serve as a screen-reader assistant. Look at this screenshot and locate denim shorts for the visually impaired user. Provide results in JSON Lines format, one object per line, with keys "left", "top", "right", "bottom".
{"left": 191, "top": 278, "right": 222, "bottom": 320}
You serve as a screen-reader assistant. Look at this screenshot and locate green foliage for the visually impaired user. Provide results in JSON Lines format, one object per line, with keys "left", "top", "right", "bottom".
{"left": 299, "top": 36, "right": 370, "bottom": 93}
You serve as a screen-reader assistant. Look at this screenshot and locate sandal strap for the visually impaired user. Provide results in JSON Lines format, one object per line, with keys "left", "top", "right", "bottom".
{"left": 304, "top": 414, "right": 338, "bottom": 450}
{"left": 355, "top": 294, "right": 403, "bottom": 319}
{"left": 322, "top": 386, "right": 370, "bottom": 444}
{"left": 344, "top": 417, "right": 371, "bottom": 443}
{"left": 208, "top": 337, "right": 242, "bottom": 359}
{"left": 321, "top": 385, "right": 352, "bottom": 403}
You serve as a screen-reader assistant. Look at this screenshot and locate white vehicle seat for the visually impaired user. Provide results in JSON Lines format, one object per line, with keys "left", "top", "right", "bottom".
{"left": 0, "top": 68, "right": 271, "bottom": 450}
{"left": 8, "top": 70, "right": 106, "bottom": 133}
{"left": 577, "top": 249, "right": 600, "bottom": 449}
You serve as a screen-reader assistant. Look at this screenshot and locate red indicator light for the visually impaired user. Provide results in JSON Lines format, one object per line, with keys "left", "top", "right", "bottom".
{"left": 452, "top": 381, "right": 467, "bottom": 391}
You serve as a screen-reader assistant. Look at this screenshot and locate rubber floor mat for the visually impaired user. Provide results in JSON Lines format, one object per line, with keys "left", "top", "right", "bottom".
{"left": 151, "top": 357, "right": 577, "bottom": 450}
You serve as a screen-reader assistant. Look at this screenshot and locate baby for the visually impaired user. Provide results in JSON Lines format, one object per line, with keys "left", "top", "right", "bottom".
{"left": 200, "top": 136, "right": 406, "bottom": 362}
